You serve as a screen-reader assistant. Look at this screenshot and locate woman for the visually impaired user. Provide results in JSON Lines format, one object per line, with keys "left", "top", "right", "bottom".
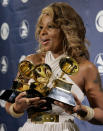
{"left": 5, "top": 2, "right": 103, "bottom": 131}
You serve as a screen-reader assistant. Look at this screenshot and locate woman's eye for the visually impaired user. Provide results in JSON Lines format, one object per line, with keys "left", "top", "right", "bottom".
{"left": 39, "top": 26, "right": 43, "bottom": 29}
{"left": 48, "top": 25, "right": 54, "bottom": 28}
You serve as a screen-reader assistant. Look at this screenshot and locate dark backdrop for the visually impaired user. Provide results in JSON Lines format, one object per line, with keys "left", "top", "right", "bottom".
{"left": 0, "top": 0, "right": 103, "bottom": 130}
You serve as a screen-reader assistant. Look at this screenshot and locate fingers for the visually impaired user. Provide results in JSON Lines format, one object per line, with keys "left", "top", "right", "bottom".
{"left": 54, "top": 101, "right": 65, "bottom": 108}
{"left": 54, "top": 93, "right": 87, "bottom": 117}
{"left": 21, "top": 96, "right": 47, "bottom": 108}
{"left": 29, "top": 98, "right": 46, "bottom": 108}
{"left": 54, "top": 101, "right": 73, "bottom": 114}
{"left": 72, "top": 92, "right": 81, "bottom": 105}
{"left": 15, "top": 91, "right": 47, "bottom": 110}
{"left": 25, "top": 98, "right": 31, "bottom": 105}
{"left": 73, "top": 105, "right": 81, "bottom": 112}
{"left": 15, "top": 92, "right": 26, "bottom": 104}
{"left": 15, "top": 92, "right": 26, "bottom": 101}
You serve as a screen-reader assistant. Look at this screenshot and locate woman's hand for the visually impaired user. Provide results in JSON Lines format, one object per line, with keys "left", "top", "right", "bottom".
{"left": 13, "top": 92, "right": 47, "bottom": 113}
{"left": 54, "top": 93, "right": 87, "bottom": 117}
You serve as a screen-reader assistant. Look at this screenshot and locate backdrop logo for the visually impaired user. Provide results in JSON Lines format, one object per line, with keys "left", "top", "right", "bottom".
{"left": 0, "top": 123, "right": 7, "bottom": 131}
{"left": 19, "top": 20, "right": 29, "bottom": 39}
{"left": 0, "top": 100, "right": 6, "bottom": 108}
{"left": 95, "top": 10, "right": 103, "bottom": 32}
{"left": 1, "top": 0, "right": 9, "bottom": 7}
{"left": 94, "top": 53, "right": 103, "bottom": 75}
{"left": 19, "top": 55, "right": 26, "bottom": 63}
{"left": 0, "top": 56, "right": 8, "bottom": 74}
{"left": 0, "top": 23, "right": 9, "bottom": 40}
{"left": 21, "top": 0, "right": 29, "bottom": 3}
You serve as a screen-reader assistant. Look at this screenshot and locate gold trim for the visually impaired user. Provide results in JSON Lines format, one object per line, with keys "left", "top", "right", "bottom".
{"left": 9, "top": 103, "right": 24, "bottom": 118}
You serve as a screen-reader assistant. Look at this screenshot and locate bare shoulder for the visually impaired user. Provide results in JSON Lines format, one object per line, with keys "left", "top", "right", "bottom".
{"left": 79, "top": 59, "right": 98, "bottom": 76}
{"left": 24, "top": 53, "right": 46, "bottom": 65}
{"left": 80, "top": 59, "right": 102, "bottom": 91}
{"left": 78, "top": 59, "right": 100, "bottom": 87}
{"left": 25, "top": 53, "right": 40, "bottom": 61}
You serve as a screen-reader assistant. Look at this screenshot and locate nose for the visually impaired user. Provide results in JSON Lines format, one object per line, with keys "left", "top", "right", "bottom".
{"left": 40, "top": 27, "right": 48, "bottom": 36}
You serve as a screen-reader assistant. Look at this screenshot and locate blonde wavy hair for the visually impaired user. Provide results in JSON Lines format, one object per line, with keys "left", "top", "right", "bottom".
{"left": 35, "top": 2, "right": 90, "bottom": 62}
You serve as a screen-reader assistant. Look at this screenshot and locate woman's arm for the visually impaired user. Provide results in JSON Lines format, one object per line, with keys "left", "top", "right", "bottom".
{"left": 84, "top": 62, "right": 103, "bottom": 124}
{"left": 54, "top": 61, "right": 103, "bottom": 125}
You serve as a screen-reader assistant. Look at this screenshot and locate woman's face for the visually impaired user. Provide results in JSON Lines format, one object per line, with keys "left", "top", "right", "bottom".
{"left": 38, "top": 15, "right": 64, "bottom": 56}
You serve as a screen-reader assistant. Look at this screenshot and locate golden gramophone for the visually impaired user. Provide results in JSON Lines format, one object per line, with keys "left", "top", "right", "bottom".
{"left": 12, "top": 60, "right": 52, "bottom": 97}
{"left": 11, "top": 56, "right": 78, "bottom": 107}
{"left": 47, "top": 57, "right": 79, "bottom": 106}
{"left": 0, "top": 60, "right": 36, "bottom": 103}
{"left": 0, "top": 57, "right": 79, "bottom": 106}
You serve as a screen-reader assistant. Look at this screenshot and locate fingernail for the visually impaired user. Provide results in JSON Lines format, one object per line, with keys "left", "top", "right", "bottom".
{"left": 23, "top": 91, "right": 26, "bottom": 94}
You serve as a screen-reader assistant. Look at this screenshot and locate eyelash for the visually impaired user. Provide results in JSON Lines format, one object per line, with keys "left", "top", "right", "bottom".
{"left": 39, "top": 25, "right": 55, "bottom": 30}
{"left": 48, "top": 25, "right": 54, "bottom": 28}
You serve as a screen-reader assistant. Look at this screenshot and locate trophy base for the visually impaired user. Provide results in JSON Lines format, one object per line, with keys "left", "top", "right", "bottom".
{"left": 0, "top": 90, "right": 20, "bottom": 103}
{"left": 47, "top": 87, "right": 76, "bottom": 107}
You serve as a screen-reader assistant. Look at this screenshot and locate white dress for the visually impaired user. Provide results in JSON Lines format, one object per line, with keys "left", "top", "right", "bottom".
{"left": 19, "top": 51, "right": 84, "bottom": 131}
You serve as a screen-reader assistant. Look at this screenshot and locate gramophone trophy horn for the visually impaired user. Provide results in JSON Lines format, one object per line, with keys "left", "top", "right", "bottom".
{"left": 0, "top": 60, "right": 35, "bottom": 103}
{"left": 48, "top": 57, "right": 79, "bottom": 106}
{"left": 32, "top": 63, "right": 52, "bottom": 96}
{"left": 59, "top": 57, "right": 79, "bottom": 76}
{"left": 13, "top": 60, "right": 52, "bottom": 97}
{"left": 12, "top": 60, "right": 35, "bottom": 92}
{"left": 18, "top": 60, "right": 35, "bottom": 79}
